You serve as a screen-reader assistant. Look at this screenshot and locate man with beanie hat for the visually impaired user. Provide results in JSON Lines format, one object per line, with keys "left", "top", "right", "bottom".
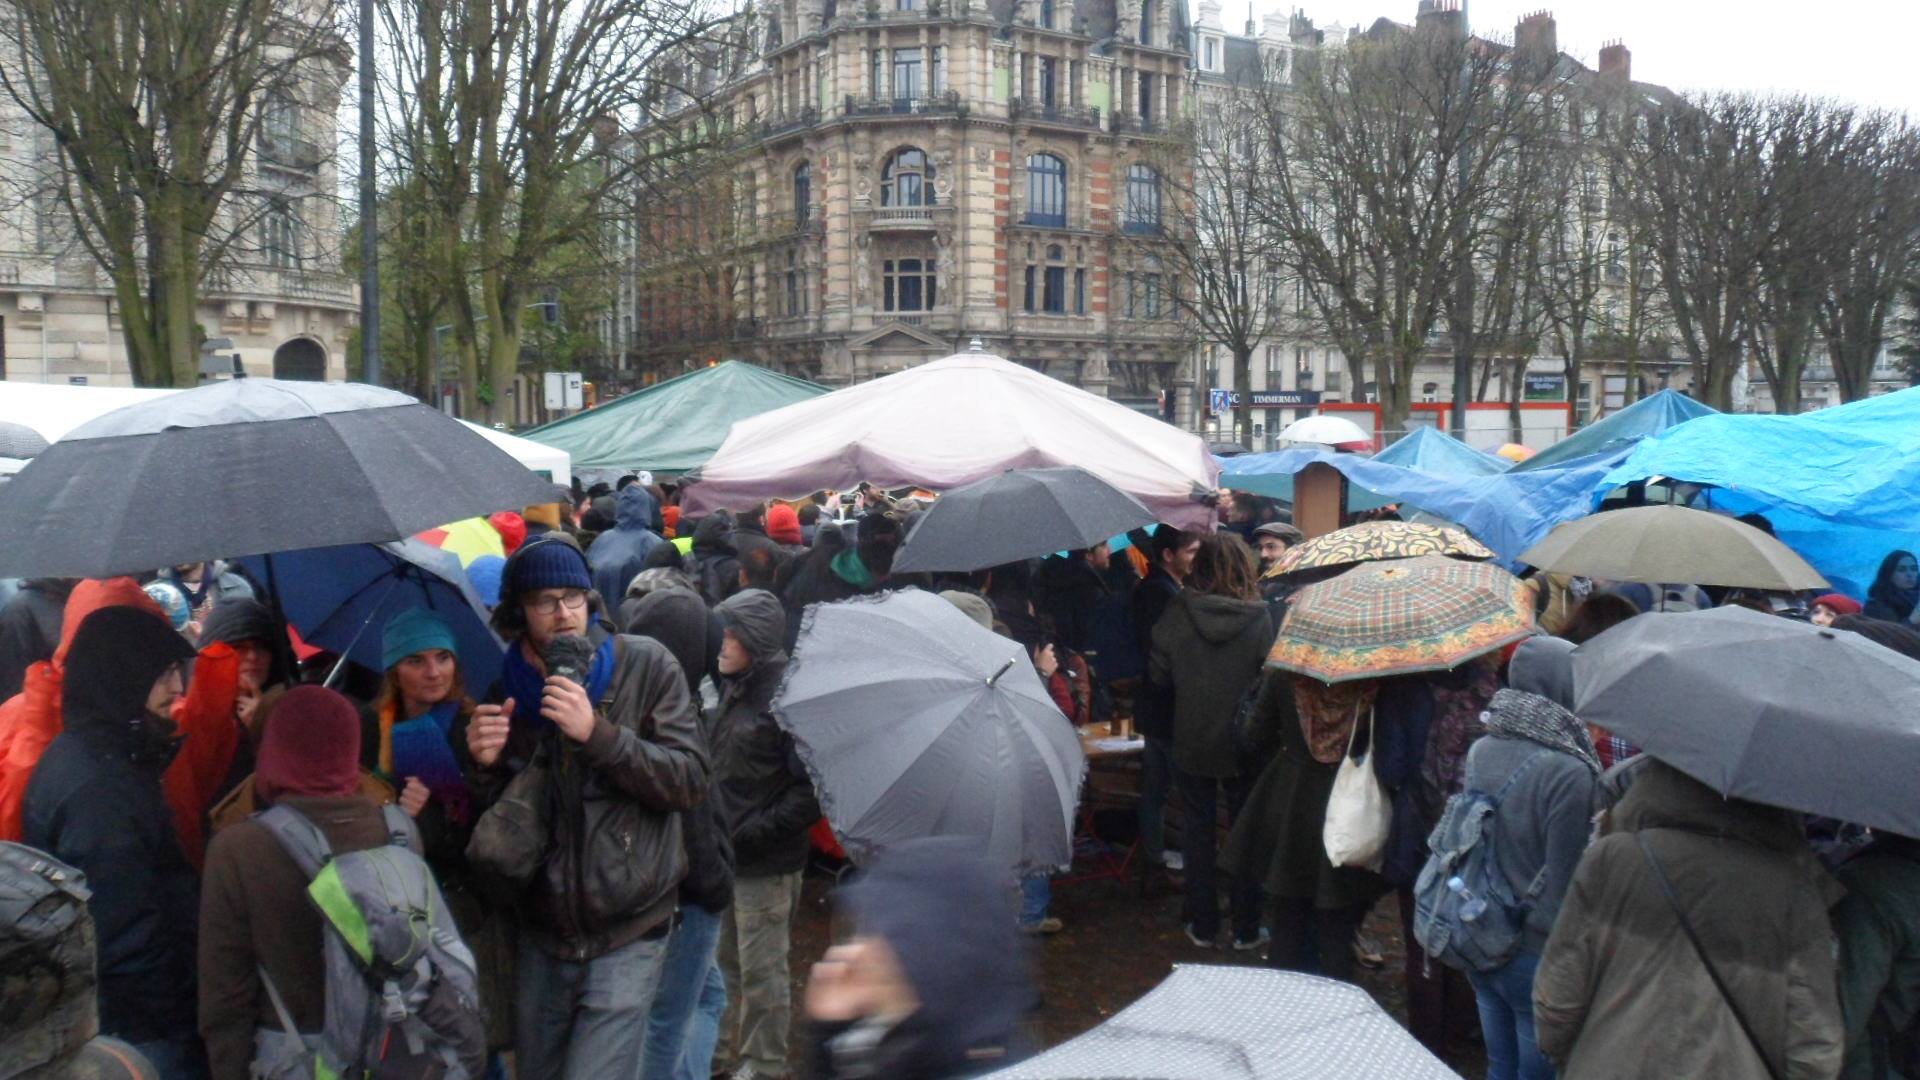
{"left": 198, "top": 686, "right": 403, "bottom": 1080}
{"left": 709, "top": 588, "right": 815, "bottom": 1080}
{"left": 23, "top": 606, "right": 203, "bottom": 1077}
{"left": 464, "top": 536, "right": 708, "bottom": 1080}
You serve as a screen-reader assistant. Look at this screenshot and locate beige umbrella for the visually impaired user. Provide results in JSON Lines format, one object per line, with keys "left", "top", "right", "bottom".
{"left": 1518, "top": 505, "right": 1827, "bottom": 592}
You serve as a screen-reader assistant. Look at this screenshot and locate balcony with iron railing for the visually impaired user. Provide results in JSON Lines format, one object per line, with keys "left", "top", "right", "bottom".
{"left": 1108, "top": 113, "right": 1166, "bottom": 137}
{"left": 258, "top": 133, "right": 326, "bottom": 171}
{"left": 844, "top": 91, "right": 964, "bottom": 119}
{"left": 1009, "top": 98, "right": 1102, "bottom": 130}
{"left": 759, "top": 107, "right": 820, "bottom": 140}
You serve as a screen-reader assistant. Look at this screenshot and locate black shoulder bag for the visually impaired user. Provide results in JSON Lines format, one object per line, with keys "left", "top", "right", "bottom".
{"left": 1634, "top": 832, "right": 1786, "bottom": 1080}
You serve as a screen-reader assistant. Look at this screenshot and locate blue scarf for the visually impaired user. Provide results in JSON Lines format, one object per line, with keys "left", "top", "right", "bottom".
{"left": 499, "top": 636, "right": 618, "bottom": 735}
{"left": 388, "top": 701, "right": 472, "bottom": 825}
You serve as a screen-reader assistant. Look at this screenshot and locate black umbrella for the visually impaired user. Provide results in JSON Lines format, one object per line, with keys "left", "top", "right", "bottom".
{"left": 0, "top": 421, "right": 49, "bottom": 460}
{"left": 890, "top": 466, "right": 1157, "bottom": 575}
{"left": 1572, "top": 606, "right": 1920, "bottom": 837}
{"left": 0, "top": 378, "right": 557, "bottom": 578}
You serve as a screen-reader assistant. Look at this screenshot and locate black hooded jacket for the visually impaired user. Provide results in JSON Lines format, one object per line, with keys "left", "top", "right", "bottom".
{"left": 690, "top": 515, "right": 742, "bottom": 606}
{"left": 22, "top": 607, "right": 199, "bottom": 1043}
{"left": 711, "top": 589, "right": 818, "bottom": 878}
{"left": 196, "top": 597, "right": 293, "bottom": 688}
{"left": 0, "top": 578, "right": 73, "bottom": 700}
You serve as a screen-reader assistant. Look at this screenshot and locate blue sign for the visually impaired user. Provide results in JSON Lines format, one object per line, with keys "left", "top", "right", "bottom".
{"left": 1210, "top": 388, "right": 1323, "bottom": 411}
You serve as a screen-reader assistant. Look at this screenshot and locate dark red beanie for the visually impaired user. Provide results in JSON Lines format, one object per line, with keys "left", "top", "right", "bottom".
{"left": 255, "top": 685, "right": 362, "bottom": 804}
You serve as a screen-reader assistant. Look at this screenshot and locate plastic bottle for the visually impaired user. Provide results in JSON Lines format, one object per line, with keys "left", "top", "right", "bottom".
{"left": 1446, "top": 875, "right": 1488, "bottom": 923}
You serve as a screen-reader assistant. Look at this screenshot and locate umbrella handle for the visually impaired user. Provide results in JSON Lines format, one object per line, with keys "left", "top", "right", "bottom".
{"left": 986, "top": 656, "right": 1017, "bottom": 687}
{"left": 324, "top": 573, "right": 408, "bottom": 690}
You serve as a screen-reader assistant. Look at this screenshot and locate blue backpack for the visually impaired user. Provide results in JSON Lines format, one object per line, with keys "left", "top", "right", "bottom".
{"left": 1411, "top": 747, "right": 1551, "bottom": 973}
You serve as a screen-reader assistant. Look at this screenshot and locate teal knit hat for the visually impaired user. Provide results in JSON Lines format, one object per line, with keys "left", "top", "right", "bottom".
{"left": 383, "top": 608, "right": 459, "bottom": 672}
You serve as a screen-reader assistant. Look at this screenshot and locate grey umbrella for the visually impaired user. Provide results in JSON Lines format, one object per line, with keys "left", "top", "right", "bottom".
{"left": 773, "top": 588, "right": 1086, "bottom": 875}
{"left": 0, "top": 378, "right": 557, "bottom": 578}
{"left": 890, "top": 466, "right": 1157, "bottom": 575}
{"left": 1519, "top": 504, "right": 1827, "bottom": 591}
{"left": 988, "top": 965, "right": 1462, "bottom": 1079}
{"left": 1573, "top": 606, "right": 1920, "bottom": 836}
{"left": 0, "top": 421, "right": 49, "bottom": 460}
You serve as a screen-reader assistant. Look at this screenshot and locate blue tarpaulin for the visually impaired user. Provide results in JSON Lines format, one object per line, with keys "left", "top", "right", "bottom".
{"left": 1373, "top": 426, "right": 1511, "bottom": 476}
{"left": 1599, "top": 386, "right": 1920, "bottom": 598}
{"left": 1509, "top": 389, "right": 1716, "bottom": 473}
{"left": 1220, "top": 448, "right": 1629, "bottom": 569}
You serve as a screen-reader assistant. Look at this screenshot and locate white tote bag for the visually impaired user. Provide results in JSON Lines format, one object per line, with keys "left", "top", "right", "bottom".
{"left": 1322, "top": 706, "right": 1391, "bottom": 871}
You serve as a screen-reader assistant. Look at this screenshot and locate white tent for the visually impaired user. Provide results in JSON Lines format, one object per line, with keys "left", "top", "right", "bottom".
{"left": 0, "top": 380, "right": 570, "bottom": 484}
{"left": 680, "top": 348, "right": 1219, "bottom": 529}
{"left": 459, "top": 420, "right": 571, "bottom": 486}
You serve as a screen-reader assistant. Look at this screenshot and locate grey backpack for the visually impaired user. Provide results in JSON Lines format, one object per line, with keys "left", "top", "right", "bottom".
{"left": 1411, "top": 749, "right": 1552, "bottom": 974}
{"left": 0, "top": 842, "right": 96, "bottom": 1078}
{"left": 252, "top": 804, "right": 486, "bottom": 1080}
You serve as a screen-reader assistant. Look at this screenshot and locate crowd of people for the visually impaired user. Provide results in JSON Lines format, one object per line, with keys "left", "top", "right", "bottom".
{"left": 1, "top": 470, "right": 1917, "bottom": 1080}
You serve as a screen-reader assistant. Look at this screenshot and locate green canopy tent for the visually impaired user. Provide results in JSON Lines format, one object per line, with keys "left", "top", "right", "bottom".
{"left": 524, "top": 361, "right": 827, "bottom": 478}
{"left": 1507, "top": 388, "right": 1716, "bottom": 472}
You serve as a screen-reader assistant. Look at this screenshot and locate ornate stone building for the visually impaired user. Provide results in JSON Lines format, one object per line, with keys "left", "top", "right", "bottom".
{"left": 0, "top": 37, "right": 356, "bottom": 386}
{"left": 614, "top": 0, "right": 1197, "bottom": 418}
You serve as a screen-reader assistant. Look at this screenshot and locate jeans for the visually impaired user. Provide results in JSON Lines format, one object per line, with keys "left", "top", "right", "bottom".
{"left": 1175, "top": 770, "right": 1260, "bottom": 942}
{"left": 1138, "top": 735, "right": 1180, "bottom": 864}
{"left": 717, "top": 871, "right": 803, "bottom": 1075}
{"left": 1468, "top": 950, "right": 1553, "bottom": 1080}
{"left": 642, "top": 904, "right": 728, "bottom": 1080}
{"left": 516, "top": 932, "right": 669, "bottom": 1080}
{"left": 125, "top": 1035, "right": 209, "bottom": 1080}
{"left": 1019, "top": 875, "right": 1052, "bottom": 927}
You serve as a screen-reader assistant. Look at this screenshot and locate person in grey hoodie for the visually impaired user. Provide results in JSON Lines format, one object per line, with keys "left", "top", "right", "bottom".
{"left": 1459, "top": 636, "right": 1600, "bottom": 1080}
{"left": 1149, "top": 533, "right": 1274, "bottom": 950}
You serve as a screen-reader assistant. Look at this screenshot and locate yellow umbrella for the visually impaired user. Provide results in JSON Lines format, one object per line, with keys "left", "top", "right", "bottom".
{"left": 416, "top": 517, "right": 506, "bottom": 567}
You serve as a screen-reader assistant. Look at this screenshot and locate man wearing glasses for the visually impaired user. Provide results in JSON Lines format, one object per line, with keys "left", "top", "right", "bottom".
{"left": 466, "top": 536, "right": 710, "bottom": 1080}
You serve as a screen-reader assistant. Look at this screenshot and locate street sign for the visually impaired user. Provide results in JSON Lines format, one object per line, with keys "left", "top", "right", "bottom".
{"left": 1208, "top": 388, "right": 1324, "bottom": 412}
{"left": 543, "top": 371, "right": 584, "bottom": 411}
{"left": 1524, "top": 374, "right": 1567, "bottom": 401}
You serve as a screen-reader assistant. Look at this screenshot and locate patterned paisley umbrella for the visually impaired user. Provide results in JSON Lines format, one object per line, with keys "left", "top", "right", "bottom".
{"left": 1269, "top": 521, "right": 1493, "bottom": 579}
{"left": 1268, "top": 555, "right": 1534, "bottom": 684}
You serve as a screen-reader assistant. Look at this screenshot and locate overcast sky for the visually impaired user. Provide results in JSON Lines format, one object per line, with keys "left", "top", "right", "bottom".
{"left": 1262, "top": 1, "right": 1920, "bottom": 114}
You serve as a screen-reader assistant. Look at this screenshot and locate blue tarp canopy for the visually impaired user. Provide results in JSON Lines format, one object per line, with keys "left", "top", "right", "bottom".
{"left": 1509, "top": 389, "right": 1716, "bottom": 473}
{"left": 1373, "top": 426, "right": 1511, "bottom": 476}
{"left": 1220, "top": 447, "right": 1628, "bottom": 569}
{"left": 1599, "top": 386, "right": 1920, "bottom": 598}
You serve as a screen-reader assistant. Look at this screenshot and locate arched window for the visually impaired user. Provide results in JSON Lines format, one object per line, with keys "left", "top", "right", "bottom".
{"left": 1124, "top": 164, "right": 1161, "bottom": 234}
{"left": 793, "top": 161, "right": 811, "bottom": 224}
{"left": 262, "top": 199, "right": 301, "bottom": 268}
{"left": 1025, "top": 153, "right": 1066, "bottom": 227}
{"left": 881, "top": 148, "right": 935, "bottom": 208}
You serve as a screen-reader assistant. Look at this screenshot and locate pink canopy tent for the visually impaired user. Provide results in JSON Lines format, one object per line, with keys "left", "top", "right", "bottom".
{"left": 679, "top": 348, "right": 1220, "bottom": 529}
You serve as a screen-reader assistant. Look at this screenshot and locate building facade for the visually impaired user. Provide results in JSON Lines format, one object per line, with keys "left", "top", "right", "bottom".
{"left": 0, "top": 36, "right": 356, "bottom": 386}
{"left": 1187, "top": 4, "right": 1696, "bottom": 449}
{"left": 613, "top": 0, "right": 1200, "bottom": 420}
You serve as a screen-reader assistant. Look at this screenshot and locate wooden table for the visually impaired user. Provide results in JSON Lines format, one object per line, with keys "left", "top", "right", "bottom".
{"left": 1059, "top": 722, "right": 1146, "bottom": 887}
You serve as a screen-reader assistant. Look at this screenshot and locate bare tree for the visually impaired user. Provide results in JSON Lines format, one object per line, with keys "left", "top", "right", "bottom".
{"left": 375, "top": 0, "right": 732, "bottom": 422}
{"left": 1814, "top": 112, "right": 1920, "bottom": 402}
{"left": 1156, "top": 83, "right": 1292, "bottom": 448}
{"left": 1616, "top": 93, "right": 1818, "bottom": 410}
{"left": 0, "top": 0, "right": 346, "bottom": 385}
{"left": 1537, "top": 131, "right": 1614, "bottom": 425}
{"left": 1250, "top": 19, "right": 1563, "bottom": 432}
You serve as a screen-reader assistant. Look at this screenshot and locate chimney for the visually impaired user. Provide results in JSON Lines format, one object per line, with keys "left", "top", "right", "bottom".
{"left": 1599, "top": 39, "right": 1631, "bottom": 86}
{"left": 1415, "top": 0, "right": 1467, "bottom": 41}
{"left": 1261, "top": 9, "right": 1288, "bottom": 43}
{"left": 1515, "top": 10, "right": 1556, "bottom": 68}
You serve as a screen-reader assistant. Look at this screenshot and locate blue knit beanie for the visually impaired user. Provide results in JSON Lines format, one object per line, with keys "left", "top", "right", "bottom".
{"left": 383, "top": 608, "right": 459, "bottom": 672}
{"left": 466, "top": 554, "right": 507, "bottom": 608}
{"left": 508, "top": 537, "right": 592, "bottom": 596}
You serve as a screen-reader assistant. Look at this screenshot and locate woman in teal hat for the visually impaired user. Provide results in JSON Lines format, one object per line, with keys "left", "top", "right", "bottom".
{"left": 372, "top": 608, "right": 516, "bottom": 1063}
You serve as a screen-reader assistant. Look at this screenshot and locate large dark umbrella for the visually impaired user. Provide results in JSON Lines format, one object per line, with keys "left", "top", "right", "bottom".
{"left": 988, "top": 966, "right": 1461, "bottom": 1079}
{"left": 773, "top": 589, "right": 1086, "bottom": 875}
{"left": 236, "top": 539, "right": 505, "bottom": 691}
{"left": 1519, "top": 504, "right": 1827, "bottom": 591}
{"left": 890, "top": 466, "right": 1158, "bottom": 575}
{"left": 1572, "top": 606, "right": 1920, "bottom": 836}
{"left": 0, "top": 378, "right": 556, "bottom": 578}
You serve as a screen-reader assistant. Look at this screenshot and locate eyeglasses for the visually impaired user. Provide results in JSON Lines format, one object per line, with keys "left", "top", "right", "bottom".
{"left": 525, "top": 590, "right": 590, "bottom": 616}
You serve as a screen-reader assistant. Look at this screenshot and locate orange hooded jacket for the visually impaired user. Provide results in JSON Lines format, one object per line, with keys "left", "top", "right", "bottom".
{"left": 0, "top": 578, "right": 242, "bottom": 867}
